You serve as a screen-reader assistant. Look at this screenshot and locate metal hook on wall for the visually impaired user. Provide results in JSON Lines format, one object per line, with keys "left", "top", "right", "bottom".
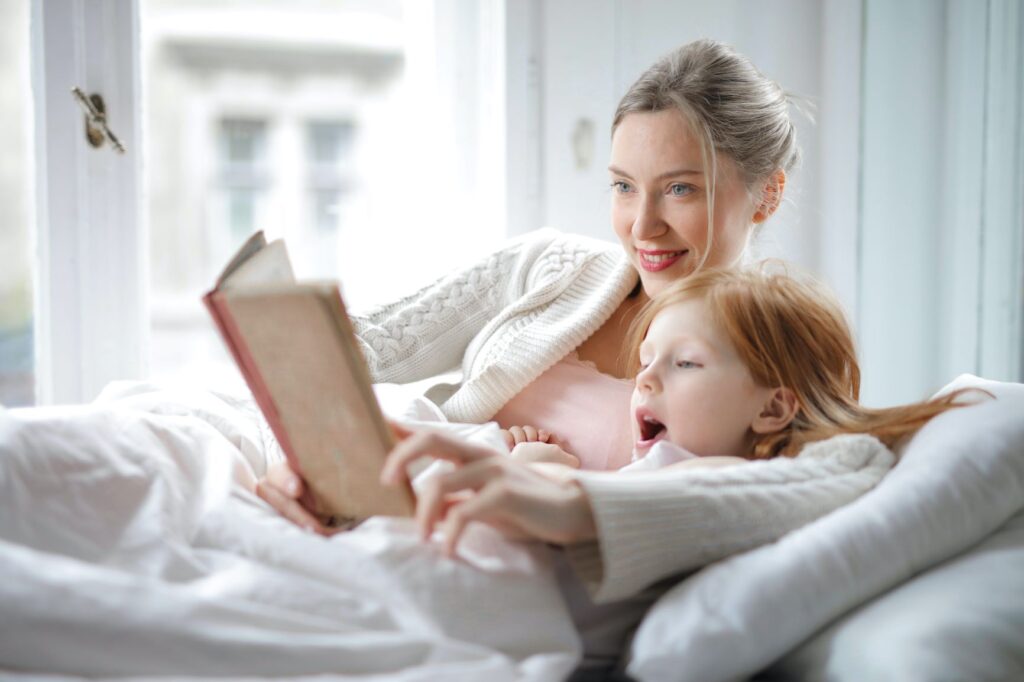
{"left": 71, "top": 86, "right": 126, "bottom": 154}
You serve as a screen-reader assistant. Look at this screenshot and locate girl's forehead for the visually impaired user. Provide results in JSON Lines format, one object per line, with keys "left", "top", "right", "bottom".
{"left": 645, "top": 298, "right": 715, "bottom": 343}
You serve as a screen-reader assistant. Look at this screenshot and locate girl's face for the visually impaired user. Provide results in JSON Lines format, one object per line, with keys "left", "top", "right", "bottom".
{"left": 631, "top": 298, "right": 773, "bottom": 458}
{"left": 610, "top": 110, "right": 756, "bottom": 297}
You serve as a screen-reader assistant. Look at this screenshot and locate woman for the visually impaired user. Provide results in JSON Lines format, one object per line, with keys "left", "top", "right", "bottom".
{"left": 258, "top": 38, "right": 799, "bottom": 601}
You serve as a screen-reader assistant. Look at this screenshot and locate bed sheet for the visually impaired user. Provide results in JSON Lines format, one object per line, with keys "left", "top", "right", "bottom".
{"left": 0, "top": 382, "right": 580, "bottom": 680}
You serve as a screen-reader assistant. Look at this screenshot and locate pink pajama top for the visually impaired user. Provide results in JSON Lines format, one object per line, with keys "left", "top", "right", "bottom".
{"left": 492, "top": 351, "right": 635, "bottom": 471}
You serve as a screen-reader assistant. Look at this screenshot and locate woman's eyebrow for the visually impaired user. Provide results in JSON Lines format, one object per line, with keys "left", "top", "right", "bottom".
{"left": 608, "top": 165, "right": 703, "bottom": 181}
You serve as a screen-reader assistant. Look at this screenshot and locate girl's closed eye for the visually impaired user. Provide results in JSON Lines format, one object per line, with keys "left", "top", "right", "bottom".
{"left": 675, "top": 359, "right": 701, "bottom": 369}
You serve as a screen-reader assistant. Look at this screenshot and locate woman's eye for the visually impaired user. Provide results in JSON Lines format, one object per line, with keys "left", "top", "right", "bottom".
{"left": 669, "top": 183, "right": 694, "bottom": 197}
{"left": 611, "top": 180, "right": 633, "bottom": 194}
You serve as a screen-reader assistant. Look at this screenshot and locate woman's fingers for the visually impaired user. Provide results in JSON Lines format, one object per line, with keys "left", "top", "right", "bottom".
{"left": 415, "top": 458, "right": 503, "bottom": 540}
{"left": 441, "top": 481, "right": 515, "bottom": 556}
{"left": 255, "top": 477, "right": 332, "bottom": 535}
{"left": 389, "top": 419, "right": 414, "bottom": 441}
{"left": 381, "top": 429, "right": 498, "bottom": 485}
{"left": 265, "top": 461, "right": 303, "bottom": 498}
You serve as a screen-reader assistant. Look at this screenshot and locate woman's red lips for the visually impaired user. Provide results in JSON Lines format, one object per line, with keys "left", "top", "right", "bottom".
{"left": 637, "top": 249, "right": 687, "bottom": 273}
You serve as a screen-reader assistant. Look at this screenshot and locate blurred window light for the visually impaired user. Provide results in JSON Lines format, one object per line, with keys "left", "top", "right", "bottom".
{"left": 142, "top": 0, "right": 413, "bottom": 387}
{"left": 0, "top": 0, "right": 34, "bottom": 407}
{"left": 219, "top": 119, "right": 269, "bottom": 239}
{"left": 307, "top": 121, "right": 354, "bottom": 234}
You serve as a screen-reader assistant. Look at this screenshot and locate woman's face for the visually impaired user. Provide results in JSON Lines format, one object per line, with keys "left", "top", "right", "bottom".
{"left": 610, "top": 110, "right": 756, "bottom": 297}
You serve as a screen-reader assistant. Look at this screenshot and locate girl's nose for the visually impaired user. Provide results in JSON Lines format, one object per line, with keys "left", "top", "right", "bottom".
{"left": 635, "top": 363, "right": 660, "bottom": 393}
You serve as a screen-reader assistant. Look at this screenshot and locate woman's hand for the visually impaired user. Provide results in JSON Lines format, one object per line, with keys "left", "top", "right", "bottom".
{"left": 255, "top": 461, "right": 340, "bottom": 536}
{"left": 380, "top": 429, "right": 598, "bottom": 556}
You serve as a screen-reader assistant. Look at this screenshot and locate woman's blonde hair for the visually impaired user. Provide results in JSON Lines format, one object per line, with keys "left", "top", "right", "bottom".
{"left": 613, "top": 39, "right": 803, "bottom": 270}
{"left": 628, "top": 266, "right": 977, "bottom": 459}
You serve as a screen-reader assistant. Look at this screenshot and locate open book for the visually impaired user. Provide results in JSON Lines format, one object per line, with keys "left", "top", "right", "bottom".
{"left": 203, "top": 231, "right": 415, "bottom": 526}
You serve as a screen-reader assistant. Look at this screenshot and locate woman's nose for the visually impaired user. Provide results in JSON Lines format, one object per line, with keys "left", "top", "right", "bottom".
{"left": 632, "top": 195, "right": 667, "bottom": 241}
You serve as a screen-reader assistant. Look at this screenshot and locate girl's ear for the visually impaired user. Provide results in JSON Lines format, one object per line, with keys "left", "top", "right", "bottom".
{"left": 752, "top": 386, "right": 799, "bottom": 434}
{"left": 752, "top": 169, "right": 787, "bottom": 224}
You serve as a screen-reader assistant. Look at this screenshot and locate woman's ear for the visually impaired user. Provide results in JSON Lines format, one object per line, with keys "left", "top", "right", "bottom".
{"left": 752, "top": 386, "right": 799, "bottom": 434}
{"left": 752, "top": 169, "right": 787, "bottom": 224}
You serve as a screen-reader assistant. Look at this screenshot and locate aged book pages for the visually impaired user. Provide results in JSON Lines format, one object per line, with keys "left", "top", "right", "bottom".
{"left": 204, "top": 232, "right": 415, "bottom": 524}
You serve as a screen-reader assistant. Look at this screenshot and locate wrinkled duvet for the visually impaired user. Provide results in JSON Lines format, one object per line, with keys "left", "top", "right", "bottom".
{"left": 0, "top": 382, "right": 581, "bottom": 681}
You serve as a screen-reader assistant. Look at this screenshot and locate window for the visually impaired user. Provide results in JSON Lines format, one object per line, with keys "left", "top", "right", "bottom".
{"left": 0, "top": 0, "right": 33, "bottom": 407}
{"left": 219, "top": 119, "right": 270, "bottom": 239}
{"left": 142, "top": 0, "right": 409, "bottom": 386}
{"left": 307, "top": 121, "right": 355, "bottom": 234}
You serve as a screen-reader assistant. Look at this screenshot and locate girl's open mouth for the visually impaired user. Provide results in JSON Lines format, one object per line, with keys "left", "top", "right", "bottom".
{"left": 635, "top": 412, "right": 667, "bottom": 450}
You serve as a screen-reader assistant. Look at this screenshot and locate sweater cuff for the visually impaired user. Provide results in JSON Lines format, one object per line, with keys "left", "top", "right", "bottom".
{"left": 566, "top": 471, "right": 707, "bottom": 603}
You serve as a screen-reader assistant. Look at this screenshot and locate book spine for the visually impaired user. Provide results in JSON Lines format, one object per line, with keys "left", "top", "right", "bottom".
{"left": 203, "top": 291, "right": 301, "bottom": 476}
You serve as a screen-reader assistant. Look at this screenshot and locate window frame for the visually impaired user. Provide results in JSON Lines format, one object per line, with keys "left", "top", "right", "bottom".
{"left": 28, "top": 0, "right": 530, "bottom": 404}
{"left": 31, "top": 0, "right": 145, "bottom": 404}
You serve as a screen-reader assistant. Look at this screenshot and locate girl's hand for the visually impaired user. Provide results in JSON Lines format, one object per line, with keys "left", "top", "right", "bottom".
{"left": 255, "top": 461, "right": 340, "bottom": 536}
{"left": 499, "top": 425, "right": 560, "bottom": 450}
{"left": 380, "top": 428, "right": 597, "bottom": 556}
{"left": 510, "top": 442, "right": 581, "bottom": 468}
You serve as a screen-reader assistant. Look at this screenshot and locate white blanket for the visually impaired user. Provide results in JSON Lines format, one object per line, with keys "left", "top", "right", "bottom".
{"left": 0, "top": 383, "right": 580, "bottom": 681}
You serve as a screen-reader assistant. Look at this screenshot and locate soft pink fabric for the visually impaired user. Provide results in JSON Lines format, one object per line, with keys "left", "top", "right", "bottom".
{"left": 493, "top": 352, "right": 635, "bottom": 471}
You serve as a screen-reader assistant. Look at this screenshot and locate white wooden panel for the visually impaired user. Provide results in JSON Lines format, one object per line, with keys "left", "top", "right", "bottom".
{"left": 858, "top": 1, "right": 945, "bottom": 406}
{"left": 979, "top": 0, "right": 1024, "bottom": 381}
{"left": 540, "top": 0, "right": 619, "bottom": 241}
{"left": 503, "top": 0, "right": 544, "bottom": 237}
{"left": 819, "top": 0, "right": 863, "bottom": 322}
{"left": 938, "top": 0, "right": 987, "bottom": 384}
{"left": 32, "top": 0, "right": 145, "bottom": 404}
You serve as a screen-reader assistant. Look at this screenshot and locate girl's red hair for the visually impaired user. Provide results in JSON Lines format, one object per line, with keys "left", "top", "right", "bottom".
{"left": 628, "top": 265, "right": 979, "bottom": 459}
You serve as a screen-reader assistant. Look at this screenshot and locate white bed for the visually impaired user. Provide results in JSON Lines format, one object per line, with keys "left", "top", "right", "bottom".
{"left": 1, "top": 375, "right": 1022, "bottom": 681}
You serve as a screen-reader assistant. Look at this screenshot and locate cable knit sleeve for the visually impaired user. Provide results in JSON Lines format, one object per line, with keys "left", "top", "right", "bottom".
{"left": 565, "top": 434, "right": 896, "bottom": 603}
{"left": 349, "top": 230, "right": 559, "bottom": 384}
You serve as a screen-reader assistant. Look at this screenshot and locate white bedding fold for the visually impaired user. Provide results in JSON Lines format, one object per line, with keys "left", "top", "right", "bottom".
{"left": 0, "top": 384, "right": 579, "bottom": 680}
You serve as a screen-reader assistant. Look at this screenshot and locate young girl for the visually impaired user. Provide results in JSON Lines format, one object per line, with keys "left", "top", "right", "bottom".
{"left": 384, "top": 265, "right": 975, "bottom": 555}
{"left": 502, "top": 265, "right": 975, "bottom": 475}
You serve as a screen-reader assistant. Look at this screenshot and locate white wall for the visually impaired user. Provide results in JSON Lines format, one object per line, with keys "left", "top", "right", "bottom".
{"left": 535, "top": 0, "right": 828, "bottom": 280}
{"left": 527, "top": 0, "right": 1023, "bottom": 406}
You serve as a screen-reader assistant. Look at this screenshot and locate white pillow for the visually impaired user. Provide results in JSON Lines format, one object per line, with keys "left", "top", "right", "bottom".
{"left": 764, "top": 506, "right": 1024, "bottom": 681}
{"left": 626, "top": 375, "right": 1024, "bottom": 682}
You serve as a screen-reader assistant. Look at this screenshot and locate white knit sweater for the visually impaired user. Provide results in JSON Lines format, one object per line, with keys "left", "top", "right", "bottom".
{"left": 351, "top": 228, "right": 637, "bottom": 423}
{"left": 566, "top": 434, "right": 895, "bottom": 603}
{"left": 350, "top": 229, "right": 895, "bottom": 602}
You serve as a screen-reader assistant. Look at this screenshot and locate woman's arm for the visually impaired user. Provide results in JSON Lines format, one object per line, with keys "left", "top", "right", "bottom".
{"left": 565, "top": 434, "right": 896, "bottom": 603}
{"left": 350, "top": 230, "right": 558, "bottom": 384}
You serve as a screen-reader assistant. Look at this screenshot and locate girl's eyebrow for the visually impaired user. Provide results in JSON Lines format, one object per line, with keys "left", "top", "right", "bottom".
{"left": 608, "top": 165, "right": 702, "bottom": 182}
